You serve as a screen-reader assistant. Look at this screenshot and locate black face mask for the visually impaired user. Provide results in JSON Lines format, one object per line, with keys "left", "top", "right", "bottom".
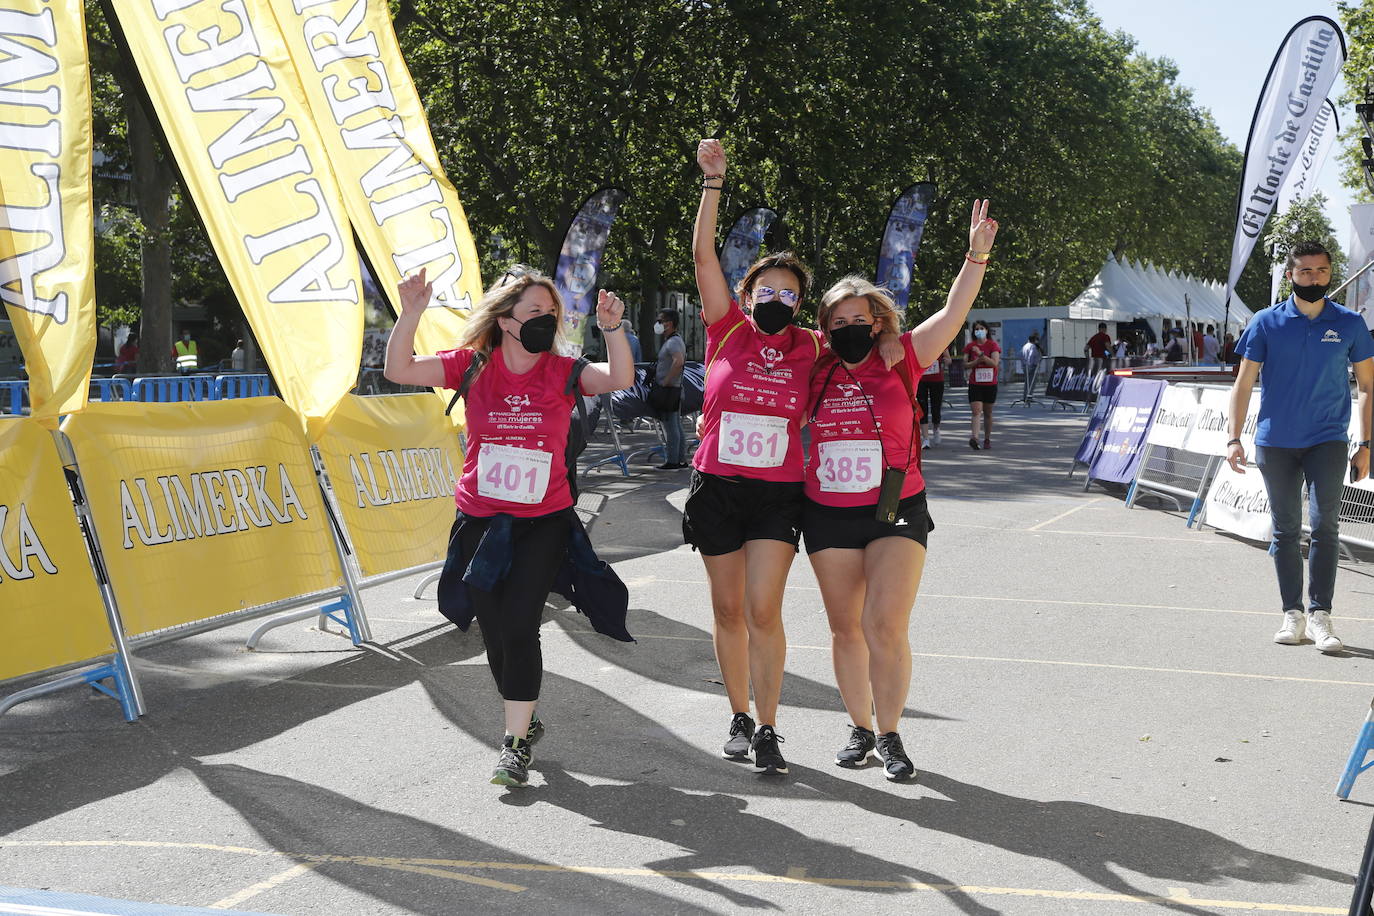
{"left": 512, "top": 313, "right": 557, "bottom": 353}
{"left": 830, "top": 324, "right": 876, "bottom": 364}
{"left": 1292, "top": 281, "right": 1330, "bottom": 304}
{"left": 752, "top": 299, "right": 794, "bottom": 335}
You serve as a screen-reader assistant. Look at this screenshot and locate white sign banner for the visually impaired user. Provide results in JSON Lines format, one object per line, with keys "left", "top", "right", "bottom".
{"left": 1226, "top": 17, "right": 1346, "bottom": 306}
{"left": 1182, "top": 387, "right": 1259, "bottom": 457}
{"left": 1203, "top": 461, "right": 1275, "bottom": 542}
{"left": 1146, "top": 384, "right": 1200, "bottom": 449}
{"left": 1271, "top": 100, "right": 1339, "bottom": 305}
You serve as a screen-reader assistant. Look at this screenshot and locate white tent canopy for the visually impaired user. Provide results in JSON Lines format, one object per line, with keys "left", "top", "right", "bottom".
{"left": 1067, "top": 254, "right": 1253, "bottom": 334}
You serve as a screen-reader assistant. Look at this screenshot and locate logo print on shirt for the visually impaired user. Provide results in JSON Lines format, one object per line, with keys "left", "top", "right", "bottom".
{"left": 836, "top": 383, "right": 863, "bottom": 399}
{"left": 1322, "top": 329, "right": 1343, "bottom": 343}
{"left": 504, "top": 394, "right": 531, "bottom": 411}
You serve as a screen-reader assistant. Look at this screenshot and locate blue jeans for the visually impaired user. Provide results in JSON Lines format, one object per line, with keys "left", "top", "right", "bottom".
{"left": 1254, "top": 439, "right": 1348, "bottom": 613}
{"left": 662, "top": 410, "right": 685, "bottom": 464}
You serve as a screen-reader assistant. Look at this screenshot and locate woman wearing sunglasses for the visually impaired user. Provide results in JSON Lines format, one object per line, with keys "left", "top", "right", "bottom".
{"left": 806, "top": 202, "right": 998, "bottom": 781}
{"left": 685, "top": 139, "right": 905, "bottom": 774}
{"left": 385, "top": 266, "right": 634, "bottom": 787}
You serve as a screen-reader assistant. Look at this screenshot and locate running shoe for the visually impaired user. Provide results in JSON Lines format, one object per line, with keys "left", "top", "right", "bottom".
{"left": 490, "top": 735, "right": 531, "bottom": 787}
{"left": 932, "top": 429, "right": 941, "bottom": 445}
{"left": 723, "top": 712, "right": 755, "bottom": 760}
{"left": 1273, "top": 610, "right": 1305, "bottom": 645}
{"left": 982, "top": 438, "right": 992, "bottom": 450}
{"left": 835, "top": 725, "right": 876, "bottom": 767}
{"left": 1308, "top": 611, "right": 1344, "bottom": 653}
{"left": 876, "top": 731, "right": 916, "bottom": 782}
{"left": 526, "top": 714, "right": 545, "bottom": 748}
{"left": 968, "top": 437, "right": 981, "bottom": 450}
{"left": 751, "top": 725, "right": 788, "bottom": 774}
{"left": 922, "top": 438, "right": 931, "bottom": 451}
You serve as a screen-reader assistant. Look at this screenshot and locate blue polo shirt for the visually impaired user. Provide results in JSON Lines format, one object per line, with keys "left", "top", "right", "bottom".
{"left": 1237, "top": 295, "right": 1374, "bottom": 448}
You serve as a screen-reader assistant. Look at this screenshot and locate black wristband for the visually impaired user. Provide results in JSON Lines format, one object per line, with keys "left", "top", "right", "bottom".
{"left": 1226, "top": 438, "right": 1242, "bottom": 447}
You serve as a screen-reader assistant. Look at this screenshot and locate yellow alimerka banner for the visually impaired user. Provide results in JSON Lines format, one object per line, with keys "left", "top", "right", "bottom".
{"left": 0, "top": 419, "right": 111, "bottom": 682}
{"left": 0, "top": 0, "right": 96, "bottom": 425}
{"left": 267, "top": 0, "right": 478, "bottom": 376}
{"left": 109, "top": 0, "right": 363, "bottom": 442}
{"left": 61, "top": 399, "right": 342, "bottom": 637}
{"left": 317, "top": 393, "right": 461, "bottom": 578}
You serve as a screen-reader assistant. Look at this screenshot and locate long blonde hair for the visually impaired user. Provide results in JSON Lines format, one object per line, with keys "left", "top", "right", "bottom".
{"left": 457, "top": 266, "right": 567, "bottom": 356}
{"left": 816, "top": 275, "right": 903, "bottom": 342}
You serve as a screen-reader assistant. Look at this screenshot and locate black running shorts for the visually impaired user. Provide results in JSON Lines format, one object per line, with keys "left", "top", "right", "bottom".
{"left": 967, "top": 385, "right": 998, "bottom": 404}
{"left": 682, "top": 470, "right": 803, "bottom": 556}
{"left": 802, "top": 491, "right": 933, "bottom": 554}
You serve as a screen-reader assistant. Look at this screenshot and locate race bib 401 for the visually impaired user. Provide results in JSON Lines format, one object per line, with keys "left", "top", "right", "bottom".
{"left": 477, "top": 443, "right": 552, "bottom": 504}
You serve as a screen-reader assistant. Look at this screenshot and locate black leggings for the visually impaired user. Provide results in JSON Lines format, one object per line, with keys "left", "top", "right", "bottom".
{"left": 917, "top": 380, "right": 944, "bottom": 427}
{"left": 454, "top": 510, "right": 571, "bottom": 701}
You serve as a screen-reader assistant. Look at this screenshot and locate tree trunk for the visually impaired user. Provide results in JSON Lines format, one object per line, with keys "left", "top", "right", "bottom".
{"left": 127, "top": 96, "right": 175, "bottom": 374}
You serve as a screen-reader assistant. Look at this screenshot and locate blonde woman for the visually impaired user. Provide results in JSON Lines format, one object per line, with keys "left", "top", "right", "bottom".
{"left": 804, "top": 201, "right": 998, "bottom": 780}
{"left": 385, "top": 266, "right": 634, "bottom": 786}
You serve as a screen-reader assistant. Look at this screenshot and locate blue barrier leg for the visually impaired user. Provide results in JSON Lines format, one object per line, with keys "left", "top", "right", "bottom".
{"left": 1339, "top": 709, "right": 1374, "bottom": 799}
{"left": 318, "top": 595, "right": 362, "bottom": 646}
{"left": 1185, "top": 494, "right": 1204, "bottom": 527}
{"left": 82, "top": 664, "right": 139, "bottom": 723}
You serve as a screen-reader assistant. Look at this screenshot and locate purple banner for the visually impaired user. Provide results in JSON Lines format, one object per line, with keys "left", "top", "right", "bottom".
{"left": 720, "top": 207, "right": 777, "bottom": 297}
{"left": 1073, "top": 373, "right": 1123, "bottom": 465}
{"left": 1089, "top": 378, "right": 1168, "bottom": 483}
{"left": 875, "top": 183, "right": 935, "bottom": 311}
{"left": 555, "top": 187, "right": 628, "bottom": 354}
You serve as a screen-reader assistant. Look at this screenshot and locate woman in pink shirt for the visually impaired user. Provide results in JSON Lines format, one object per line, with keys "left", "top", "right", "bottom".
{"left": 385, "top": 266, "right": 634, "bottom": 787}
{"left": 806, "top": 202, "right": 998, "bottom": 780}
{"left": 963, "top": 319, "right": 1001, "bottom": 449}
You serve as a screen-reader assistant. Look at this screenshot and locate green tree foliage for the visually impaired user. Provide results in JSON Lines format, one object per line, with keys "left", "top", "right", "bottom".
{"left": 1338, "top": 0, "right": 1374, "bottom": 203}
{"left": 1265, "top": 192, "right": 1348, "bottom": 300}
{"left": 395, "top": 0, "right": 1267, "bottom": 322}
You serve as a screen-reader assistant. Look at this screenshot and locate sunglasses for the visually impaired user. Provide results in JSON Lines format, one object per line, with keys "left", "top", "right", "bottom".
{"left": 753, "top": 286, "right": 800, "bottom": 307}
{"left": 499, "top": 264, "right": 538, "bottom": 286}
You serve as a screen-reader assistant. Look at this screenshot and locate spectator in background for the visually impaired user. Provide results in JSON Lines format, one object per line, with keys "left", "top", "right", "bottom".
{"left": 651, "top": 309, "right": 686, "bottom": 470}
{"left": 1085, "top": 322, "right": 1111, "bottom": 373}
{"left": 231, "top": 339, "right": 246, "bottom": 372}
{"left": 1019, "top": 333, "right": 1043, "bottom": 404}
{"left": 621, "top": 319, "right": 642, "bottom": 363}
{"left": 1192, "top": 323, "right": 1204, "bottom": 361}
{"left": 114, "top": 333, "right": 139, "bottom": 374}
{"left": 1223, "top": 332, "right": 1239, "bottom": 365}
{"left": 1201, "top": 325, "right": 1219, "bottom": 366}
{"left": 963, "top": 319, "right": 1001, "bottom": 450}
{"left": 1164, "top": 328, "right": 1185, "bottom": 363}
{"left": 173, "top": 331, "right": 198, "bottom": 375}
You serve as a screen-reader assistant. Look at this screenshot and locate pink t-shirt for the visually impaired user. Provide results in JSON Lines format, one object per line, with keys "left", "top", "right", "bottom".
{"left": 440, "top": 347, "right": 585, "bottom": 518}
{"left": 920, "top": 354, "right": 946, "bottom": 383}
{"left": 963, "top": 339, "right": 1001, "bottom": 386}
{"left": 694, "top": 300, "right": 820, "bottom": 481}
{"left": 804, "top": 333, "right": 927, "bottom": 507}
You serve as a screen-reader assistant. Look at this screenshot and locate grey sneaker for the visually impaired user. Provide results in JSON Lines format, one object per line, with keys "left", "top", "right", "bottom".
{"left": 491, "top": 735, "right": 531, "bottom": 787}
{"left": 526, "top": 714, "right": 545, "bottom": 748}
{"left": 723, "top": 712, "right": 755, "bottom": 760}
{"left": 835, "top": 725, "right": 876, "bottom": 767}
{"left": 1274, "top": 610, "right": 1305, "bottom": 645}
{"left": 876, "top": 732, "right": 916, "bottom": 782}
{"left": 1308, "top": 611, "right": 1344, "bottom": 653}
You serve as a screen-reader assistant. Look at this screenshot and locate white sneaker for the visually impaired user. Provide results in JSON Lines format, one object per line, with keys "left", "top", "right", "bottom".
{"left": 932, "top": 429, "right": 941, "bottom": 445}
{"left": 922, "top": 438, "right": 931, "bottom": 450}
{"left": 1308, "top": 611, "right": 1344, "bottom": 653}
{"left": 1273, "top": 610, "right": 1305, "bottom": 645}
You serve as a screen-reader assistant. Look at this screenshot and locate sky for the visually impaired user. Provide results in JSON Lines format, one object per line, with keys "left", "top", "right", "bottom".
{"left": 1088, "top": 0, "right": 1355, "bottom": 251}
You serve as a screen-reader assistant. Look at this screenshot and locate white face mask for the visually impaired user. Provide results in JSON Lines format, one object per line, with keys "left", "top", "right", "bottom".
{"left": 654, "top": 322, "right": 666, "bottom": 336}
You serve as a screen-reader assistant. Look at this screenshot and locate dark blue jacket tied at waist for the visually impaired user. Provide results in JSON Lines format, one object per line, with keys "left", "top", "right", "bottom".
{"left": 436, "top": 510, "right": 634, "bottom": 643}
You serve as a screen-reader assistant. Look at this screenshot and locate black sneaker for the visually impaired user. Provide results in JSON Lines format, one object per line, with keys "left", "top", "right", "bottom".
{"left": 835, "top": 725, "right": 876, "bottom": 768}
{"left": 751, "top": 725, "right": 788, "bottom": 774}
{"left": 491, "top": 735, "right": 531, "bottom": 787}
{"left": 876, "top": 731, "right": 916, "bottom": 782}
{"left": 723, "top": 712, "right": 755, "bottom": 760}
{"left": 526, "top": 714, "right": 545, "bottom": 748}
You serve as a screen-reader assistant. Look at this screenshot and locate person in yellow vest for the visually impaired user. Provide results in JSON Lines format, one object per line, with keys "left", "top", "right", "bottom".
{"left": 174, "top": 331, "right": 198, "bottom": 375}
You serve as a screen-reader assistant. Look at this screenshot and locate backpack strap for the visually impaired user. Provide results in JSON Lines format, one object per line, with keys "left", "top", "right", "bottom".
{"left": 565, "top": 356, "right": 592, "bottom": 441}
{"left": 444, "top": 351, "right": 488, "bottom": 416}
{"left": 705, "top": 319, "right": 748, "bottom": 373}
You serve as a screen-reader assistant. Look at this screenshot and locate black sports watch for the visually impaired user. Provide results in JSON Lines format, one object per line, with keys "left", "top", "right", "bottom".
{"left": 1358, "top": 440, "right": 1372, "bottom": 449}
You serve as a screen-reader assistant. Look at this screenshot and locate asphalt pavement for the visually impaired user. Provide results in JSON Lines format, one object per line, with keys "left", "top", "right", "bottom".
{"left": 3, "top": 399, "right": 1373, "bottom": 915}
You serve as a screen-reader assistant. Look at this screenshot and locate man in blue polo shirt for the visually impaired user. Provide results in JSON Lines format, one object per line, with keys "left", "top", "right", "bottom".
{"left": 1227, "top": 241, "right": 1374, "bottom": 653}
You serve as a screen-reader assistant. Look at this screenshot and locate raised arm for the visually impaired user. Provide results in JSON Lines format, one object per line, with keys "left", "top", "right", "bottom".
{"left": 693, "top": 139, "right": 733, "bottom": 327}
{"left": 384, "top": 269, "right": 447, "bottom": 387}
{"left": 910, "top": 200, "right": 999, "bottom": 368}
{"left": 579, "top": 290, "right": 635, "bottom": 395}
